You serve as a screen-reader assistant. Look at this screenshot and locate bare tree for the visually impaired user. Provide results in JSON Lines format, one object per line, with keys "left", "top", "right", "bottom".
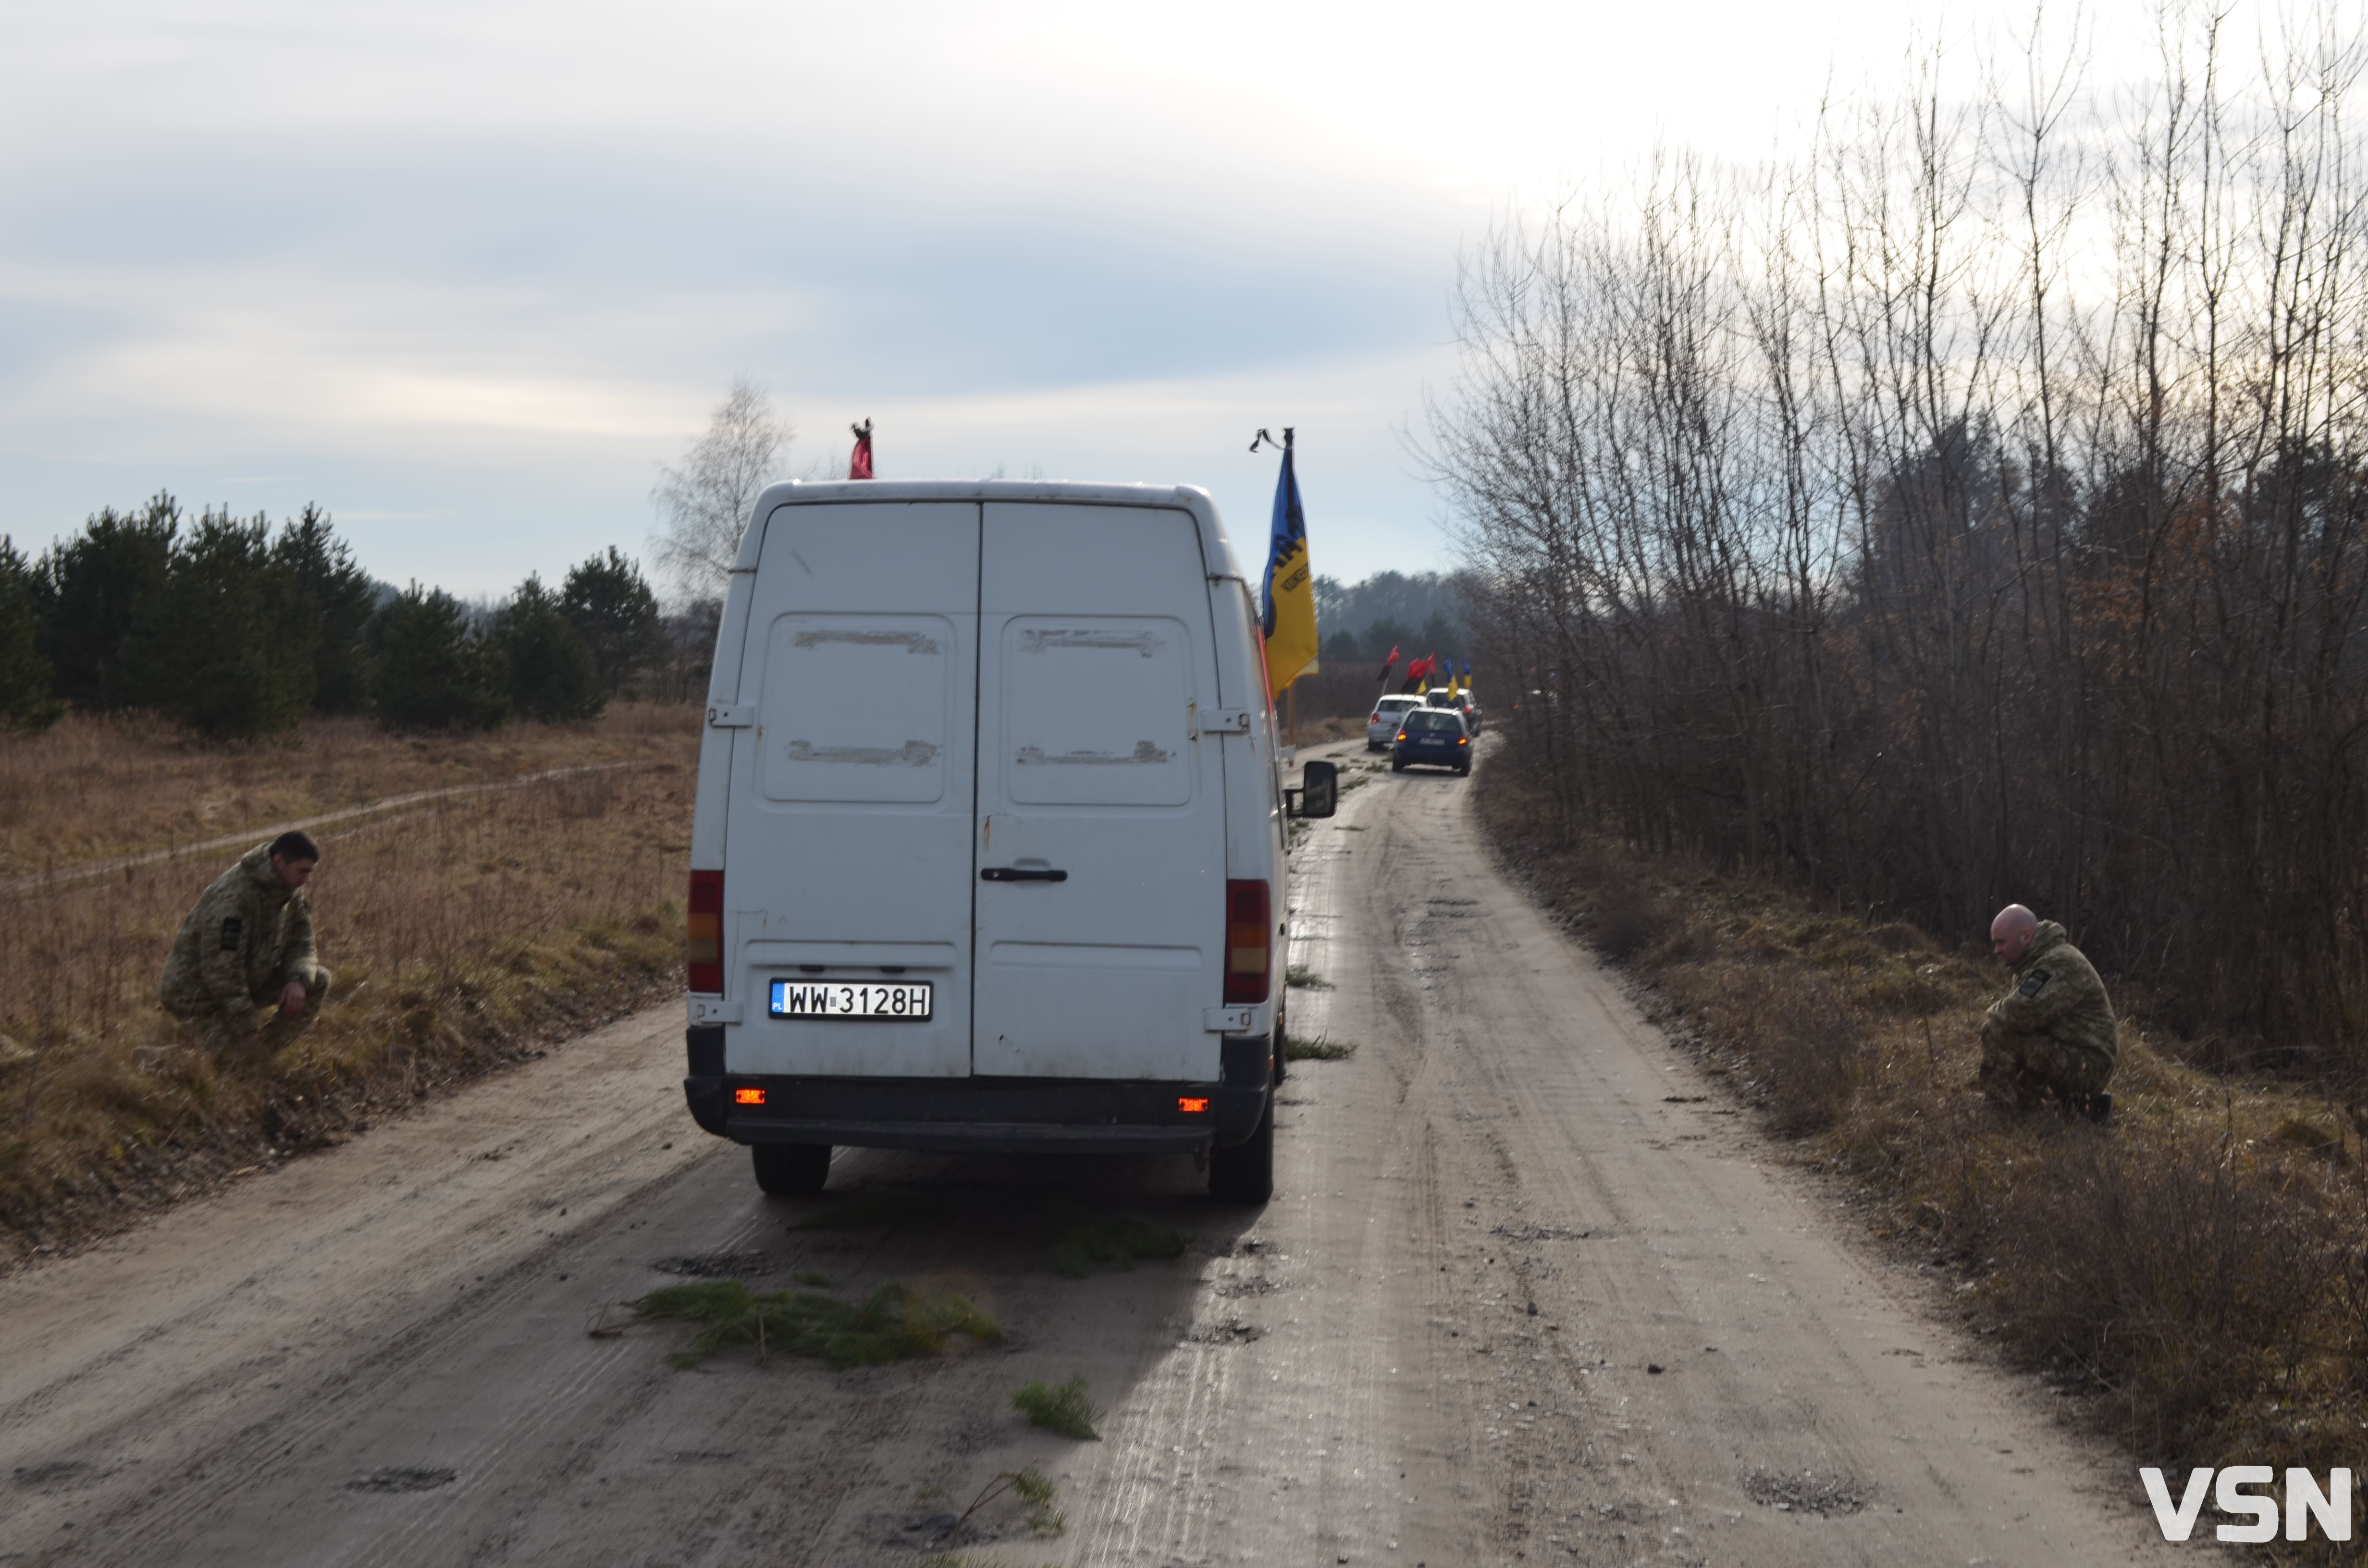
{"left": 1430, "top": 11, "right": 2368, "bottom": 1076}
{"left": 650, "top": 378, "right": 792, "bottom": 602}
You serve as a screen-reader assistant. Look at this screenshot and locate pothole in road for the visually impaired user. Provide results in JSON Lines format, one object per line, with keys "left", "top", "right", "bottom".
{"left": 347, "top": 1467, "right": 457, "bottom": 1494}
{"left": 1490, "top": 1223, "right": 1602, "bottom": 1243}
{"left": 12, "top": 1460, "right": 88, "bottom": 1487}
{"left": 1741, "top": 1468, "right": 1870, "bottom": 1516}
{"left": 1186, "top": 1318, "right": 1267, "bottom": 1345}
{"left": 1214, "top": 1275, "right": 1281, "bottom": 1298}
{"left": 651, "top": 1250, "right": 771, "bottom": 1278}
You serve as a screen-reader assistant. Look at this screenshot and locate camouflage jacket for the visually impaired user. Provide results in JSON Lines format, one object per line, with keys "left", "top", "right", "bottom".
{"left": 158, "top": 844, "right": 318, "bottom": 1025}
{"left": 1985, "top": 920, "right": 2116, "bottom": 1065}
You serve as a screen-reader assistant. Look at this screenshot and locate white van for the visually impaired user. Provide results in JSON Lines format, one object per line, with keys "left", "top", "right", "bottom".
{"left": 680, "top": 480, "right": 1337, "bottom": 1203}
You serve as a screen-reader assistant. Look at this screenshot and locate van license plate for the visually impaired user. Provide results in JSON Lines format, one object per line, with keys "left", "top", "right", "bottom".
{"left": 768, "top": 980, "right": 934, "bottom": 1020}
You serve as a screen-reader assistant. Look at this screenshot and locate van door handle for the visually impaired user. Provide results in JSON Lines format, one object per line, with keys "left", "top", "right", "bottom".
{"left": 981, "top": 867, "right": 1068, "bottom": 882}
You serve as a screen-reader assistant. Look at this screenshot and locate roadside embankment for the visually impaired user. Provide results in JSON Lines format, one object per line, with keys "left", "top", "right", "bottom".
{"left": 1475, "top": 763, "right": 2368, "bottom": 1557}
{"left": 0, "top": 707, "right": 699, "bottom": 1269}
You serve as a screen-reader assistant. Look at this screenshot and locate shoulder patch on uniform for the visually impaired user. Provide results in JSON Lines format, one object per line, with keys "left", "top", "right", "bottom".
{"left": 220, "top": 916, "right": 243, "bottom": 952}
{"left": 2019, "top": 967, "right": 2051, "bottom": 998}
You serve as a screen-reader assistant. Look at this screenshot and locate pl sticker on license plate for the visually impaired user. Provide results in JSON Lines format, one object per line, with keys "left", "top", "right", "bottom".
{"left": 768, "top": 980, "right": 934, "bottom": 1020}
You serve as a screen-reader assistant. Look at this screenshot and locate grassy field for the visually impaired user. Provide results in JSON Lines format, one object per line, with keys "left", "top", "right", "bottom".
{"left": 0, "top": 706, "right": 700, "bottom": 1267}
{"left": 1475, "top": 765, "right": 2368, "bottom": 1555}
{"left": 0, "top": 704, "right": 693, "bottom": 877}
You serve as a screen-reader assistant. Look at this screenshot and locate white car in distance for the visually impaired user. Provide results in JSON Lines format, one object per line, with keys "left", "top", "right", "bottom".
{"left": 1367, "top": 693, "right": 1426, "bottom": 750}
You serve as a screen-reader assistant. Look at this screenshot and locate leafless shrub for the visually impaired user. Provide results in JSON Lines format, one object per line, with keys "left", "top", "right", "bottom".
{"left": 1708, "top": 966, "right": 1870, "bottom": 1136}
{"left": 1590, "top": 881, "right": 1670, "bottom": 964}
{"left": 1987, "top": 1133, "right": 2340, "bottom": 1457}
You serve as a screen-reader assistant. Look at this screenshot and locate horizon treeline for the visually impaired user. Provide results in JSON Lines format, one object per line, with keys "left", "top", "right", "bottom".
{"left": 1436, "top": 12, "right": 2368, "bottom": 1071}
{"left": 0, "top": 494, "right": 715, "bottom": 738}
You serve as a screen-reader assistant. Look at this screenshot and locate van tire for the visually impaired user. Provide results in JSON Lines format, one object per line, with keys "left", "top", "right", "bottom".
{"left": 752, "top": 1142, "right": 832, "bottom": 1197}
{"left": 1209, "top": 1094, "right": 1274, "bottom": 1204}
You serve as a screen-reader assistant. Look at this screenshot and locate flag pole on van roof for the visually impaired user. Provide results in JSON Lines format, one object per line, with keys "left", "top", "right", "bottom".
{"left": 848, "top": 419, "right": 874, "bottom": 479}
{"left": 1251, "top": 427, "right": 1318, "bottom": 700}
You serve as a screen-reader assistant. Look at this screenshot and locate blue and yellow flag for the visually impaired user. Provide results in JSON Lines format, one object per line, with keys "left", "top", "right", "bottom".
{"left": 1259, "top": 428, "right": 1318, "bottom": 697}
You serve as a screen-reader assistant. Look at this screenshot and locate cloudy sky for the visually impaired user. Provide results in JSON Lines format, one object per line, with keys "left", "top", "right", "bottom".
{"left": 3, "top": 0, "right": 2180, "bottom": 598}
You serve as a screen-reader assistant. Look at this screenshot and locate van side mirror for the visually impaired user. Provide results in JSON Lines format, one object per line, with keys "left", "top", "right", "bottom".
{"left": 1288, "top": 759, "right": 1339, "bottom": 820}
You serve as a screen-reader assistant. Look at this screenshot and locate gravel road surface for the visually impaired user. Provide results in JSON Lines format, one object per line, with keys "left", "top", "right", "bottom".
{"left": 0, "top": 742, "right": 2200, "bottom": 1566}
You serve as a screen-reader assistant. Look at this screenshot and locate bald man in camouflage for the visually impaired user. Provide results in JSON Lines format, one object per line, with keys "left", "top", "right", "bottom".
{"left": 160, "top": 830, "right": 333, "bottom": 1056}
{"left": 1980, "top": 903, "right": 2116, "bottom": 1121}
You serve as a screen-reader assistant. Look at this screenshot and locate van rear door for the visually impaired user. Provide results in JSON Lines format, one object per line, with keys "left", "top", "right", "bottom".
{"left": 724, "top": 500, "right": 978, "bottom": 1078}
{"left": 970, "top": 501, "right": 1226, "bottom": 1081}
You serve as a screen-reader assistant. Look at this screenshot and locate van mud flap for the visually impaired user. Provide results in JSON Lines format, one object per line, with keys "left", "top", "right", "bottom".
{"left": 682, "top": 1025, "right": 729, "bottom": 1137}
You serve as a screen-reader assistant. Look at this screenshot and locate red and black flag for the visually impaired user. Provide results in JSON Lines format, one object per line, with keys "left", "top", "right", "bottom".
{"left": 1375, "top": 644, "right": 1400, "bottom": 684}
{"left": 848, "top": 419, "right": 874, "bottom": 480}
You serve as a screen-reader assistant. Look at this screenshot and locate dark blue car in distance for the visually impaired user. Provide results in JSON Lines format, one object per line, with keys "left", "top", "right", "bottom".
{"left": 1392, "top": 707, "right": 1471, "bottom": 775}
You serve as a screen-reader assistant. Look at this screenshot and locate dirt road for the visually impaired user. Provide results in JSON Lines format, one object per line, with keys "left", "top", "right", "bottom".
{"left": 0, "top": 744, "right": 2200, "bottom": 1566}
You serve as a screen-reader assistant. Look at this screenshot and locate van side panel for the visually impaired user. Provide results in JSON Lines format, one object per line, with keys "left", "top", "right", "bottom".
{"left": 724, "top": 501, "right": 980, "bottom": 1078}
{"left": 688, "top": 564, "right": 760, "bottom": 875}
{"left": 1209, "top": 576, "right": 1283, "bottom": 887}
{"left": 971, "top": 502, "right": 1226, "bottom": 1081}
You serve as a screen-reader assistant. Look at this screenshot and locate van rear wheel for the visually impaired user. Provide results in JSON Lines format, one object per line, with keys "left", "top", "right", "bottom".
{"left": 752, "top": 1141, "right": 832, "bottom": 1197}
{"left": 1208, "top": 1095, "right": 1274, "bottom": 1204}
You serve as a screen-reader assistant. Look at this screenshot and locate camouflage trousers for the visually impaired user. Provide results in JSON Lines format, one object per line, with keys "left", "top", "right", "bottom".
{"left": 168, "top": 966, "right": 333, "bottom": 1057}
{"left": 1978, "top": 1014, "right": 2111, "bottom": 1113}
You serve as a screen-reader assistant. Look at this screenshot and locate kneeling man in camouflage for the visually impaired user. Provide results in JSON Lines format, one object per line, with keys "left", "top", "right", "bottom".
{"left": 1980, "top": 903, "right": 2115, "bottom": 1121}
{"left": 160, "top": 830, "right": 332, "bottom": 1056}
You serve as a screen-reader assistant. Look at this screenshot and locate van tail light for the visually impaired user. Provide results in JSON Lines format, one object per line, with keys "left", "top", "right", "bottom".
{"left": 688, "top": 870, "right": 724, "bottom": 994}
{"left": 1224, "top": 880, "right": 1271, "bottom": 1004}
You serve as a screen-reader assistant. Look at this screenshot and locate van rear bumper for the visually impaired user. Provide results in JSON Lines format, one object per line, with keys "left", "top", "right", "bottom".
{"left": 687, "top": 1075, "right": 1263, "bottom": 1155}
{"left": 683, "top": 1028, "right": 1271, "bottom": 1155}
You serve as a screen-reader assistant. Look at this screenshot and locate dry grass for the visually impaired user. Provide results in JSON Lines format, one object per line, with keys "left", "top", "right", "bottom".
{"left": 1282, "top": 714, "right": 1364, "bottom": 746}
{"left": 1012, "top": 1375, "right": 1100, "bottom": 1440}
{"left": 0, "top": 710, "right": 701, "bottom": 1265}
{"left": 632, "top": 1278, "right": 1002, "bottom": 1370}
{"left": 1478, "top": 767, "right": 2368, "bottom": 1553}
{"left": 0, "top": 703, "right": 696, "bottom": 877}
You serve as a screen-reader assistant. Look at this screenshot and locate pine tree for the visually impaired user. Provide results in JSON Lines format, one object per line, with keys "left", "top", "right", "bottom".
{"left": 0, "top": 538, "right": 58, "bottom": 731}
{"left": 272, "top": 504, "right": 379, "bottom": 714}
{"left": 162, "top": 508, "right": 316, "bottom": 738}
{"left": 34, "top": 493, "right": 177, "bottom": 710}
{"left": 497, "top": 576, "right": 604, "bottom": 722}
{"left": 371, "top": 584, "right": 510, "bottom": 731}
{"left": 560, "top": 547, "right": 665, "bottom": 696}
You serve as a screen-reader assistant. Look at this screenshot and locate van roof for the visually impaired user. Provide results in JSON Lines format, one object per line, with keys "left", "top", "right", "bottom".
{"left": 738, "top": 479, "right": 1246, "bottom": 582}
